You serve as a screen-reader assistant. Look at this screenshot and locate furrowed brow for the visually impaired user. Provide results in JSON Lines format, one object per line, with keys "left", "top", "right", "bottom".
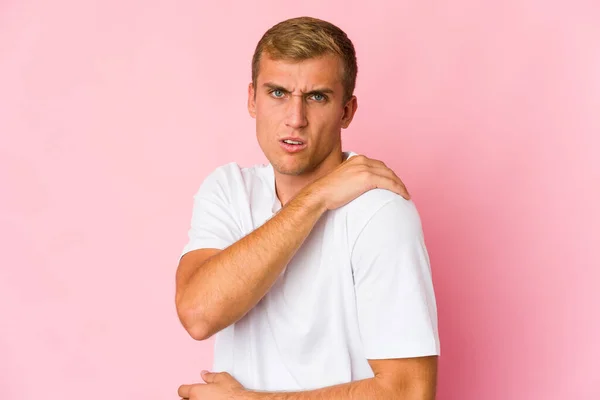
{"left": 305, "top": 88, "right": 334, "bottom": 95}
{"left": 262, "top": 82, "right": 335, "bottom": 96}
{"left": 263, "top": 82, "right": 290, "bottom": 92}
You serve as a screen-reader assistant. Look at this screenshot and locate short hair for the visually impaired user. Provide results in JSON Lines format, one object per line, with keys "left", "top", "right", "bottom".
{"left": 251, "top": 16, "right": 358, "bottom": 103}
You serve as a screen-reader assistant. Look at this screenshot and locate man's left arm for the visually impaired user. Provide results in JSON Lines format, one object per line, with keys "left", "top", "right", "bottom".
{"left": 249, "top": 356, "right": 437, "bottom": 399}
{"left": 179, "top": 355, "right": 436, "bottom": 399}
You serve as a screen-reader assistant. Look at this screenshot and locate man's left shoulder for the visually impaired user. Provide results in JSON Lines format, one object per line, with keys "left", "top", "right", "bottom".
{"left": 346, "top": 188, "right": 420, "bottom": 220}
{"left": 343, "top": 189, "right": 423, "bottom": 240}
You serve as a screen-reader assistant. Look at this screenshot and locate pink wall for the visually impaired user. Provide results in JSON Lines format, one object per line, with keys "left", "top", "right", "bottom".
{"left": 1, "top": 1, "right": 598, "bottom": 399}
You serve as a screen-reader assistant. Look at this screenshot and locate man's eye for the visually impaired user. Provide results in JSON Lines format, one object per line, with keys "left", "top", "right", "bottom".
{"left": 271, "top": 90, "right": 284, "bottom": 98}
{"left": 311, "top": 93, "right": 326, "bottom": 102}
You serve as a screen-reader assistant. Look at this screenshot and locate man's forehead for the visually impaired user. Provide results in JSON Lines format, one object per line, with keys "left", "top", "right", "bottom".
{"left": 257, "top": 53, "right": 344, "bottom": 89}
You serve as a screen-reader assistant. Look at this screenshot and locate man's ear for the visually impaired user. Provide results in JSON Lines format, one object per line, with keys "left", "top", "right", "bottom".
{"left": 248, "top": 82, "right": 256, "bottom": 118}
{"left": 341, "top": 95, "right": 358, "bottom": 129}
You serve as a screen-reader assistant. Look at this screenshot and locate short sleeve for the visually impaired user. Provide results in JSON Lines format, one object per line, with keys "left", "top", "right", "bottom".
{"left": 351, "top": 198, "right": 440, "bottom": 359}
{"left": 180, "top": 166, "right": 243, "bottom": 258}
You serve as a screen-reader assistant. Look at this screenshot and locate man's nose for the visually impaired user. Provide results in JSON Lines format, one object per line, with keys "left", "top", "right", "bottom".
{"left": 285, "top": 95, "right": 308, "bottom": 129}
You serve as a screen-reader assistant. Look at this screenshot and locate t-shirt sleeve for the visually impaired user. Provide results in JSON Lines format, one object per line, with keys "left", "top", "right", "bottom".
{"left": 180, "top": 166, "right": 243, "bottom": 258}
{"left": 351, "top": 197, "right": 440, "bottom": 359}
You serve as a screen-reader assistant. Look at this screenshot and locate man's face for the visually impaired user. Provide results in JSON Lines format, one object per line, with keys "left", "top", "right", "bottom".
{"left": 248, "top": 53, "right": 356, "bottom": 176}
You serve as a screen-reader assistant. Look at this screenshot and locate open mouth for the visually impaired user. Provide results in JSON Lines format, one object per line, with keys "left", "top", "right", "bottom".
{"left": 281, "top": 139, "right": 304, "bottom": 145}
{"left": 280, "top": 139, "right": 307, "bottom": 153}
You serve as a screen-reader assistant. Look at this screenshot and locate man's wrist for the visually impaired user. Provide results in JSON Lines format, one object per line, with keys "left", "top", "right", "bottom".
{"left": 295, "top": 182, "right": 328, "bottom": 215}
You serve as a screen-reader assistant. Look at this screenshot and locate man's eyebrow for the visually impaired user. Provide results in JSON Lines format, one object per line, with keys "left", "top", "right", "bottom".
{"left": 262, "top": 82, "right": 335, "bottom": 95}
{"left": 263, "top": 82, "right": 289, "bottom": 92}
{"left": 305, "top": 87, "right": 334, "bottom": 95}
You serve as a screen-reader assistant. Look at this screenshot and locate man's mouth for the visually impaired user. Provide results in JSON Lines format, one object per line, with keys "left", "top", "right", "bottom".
{"left": 279, "top": 139, "right": 307, "bottom": 153}
{"left": 282, "top": 139, "right": 304, "bottom": 145}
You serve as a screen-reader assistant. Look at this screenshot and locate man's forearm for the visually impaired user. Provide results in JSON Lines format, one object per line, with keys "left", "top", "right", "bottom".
{"left": 178, "top": 186, "right": 326, "bottom": 338}
{"left": 242, "top": 376, "right": 422, "bottom": 400}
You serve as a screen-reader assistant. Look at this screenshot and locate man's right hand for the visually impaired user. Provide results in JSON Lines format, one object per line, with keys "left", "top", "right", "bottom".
{"left": 307, "top": 155, "right": 410, "bottom": 211}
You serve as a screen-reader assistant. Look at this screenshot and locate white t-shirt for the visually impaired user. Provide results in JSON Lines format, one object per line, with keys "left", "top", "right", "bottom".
{"left": 180, "top": 151, "right": 440, "bottom": 391}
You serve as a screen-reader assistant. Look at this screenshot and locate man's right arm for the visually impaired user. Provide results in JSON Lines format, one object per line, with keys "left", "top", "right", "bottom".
{"left": 175, "top": 185, "right": 326, "bottom": 340}
{"left": 175, "top": 155, "right": 409, "bottom": 340}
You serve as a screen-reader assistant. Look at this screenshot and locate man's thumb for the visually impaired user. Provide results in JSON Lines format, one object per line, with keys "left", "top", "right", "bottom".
{"left": 201, "top": 370, "right": 216, "bottom": 383}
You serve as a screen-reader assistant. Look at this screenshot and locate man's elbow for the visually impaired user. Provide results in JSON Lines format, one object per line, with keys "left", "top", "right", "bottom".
{"left": 176, "top": 302, "right": 217, "bottom": 341}
{"left": 185, "top": 321, "right": 214, "bottom": 341}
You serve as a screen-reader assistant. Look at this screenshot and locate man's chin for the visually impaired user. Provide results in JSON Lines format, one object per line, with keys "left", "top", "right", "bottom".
{"left": 273, "top": 160, "right": 313, "bottom": 176}
{"left": 275, "top": 166, "right": 307, "bottom": 176}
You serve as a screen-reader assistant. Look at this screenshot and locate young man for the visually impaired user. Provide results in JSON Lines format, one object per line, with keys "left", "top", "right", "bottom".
{"left": 176, "top": 16, "right": 440, "bottom": 400}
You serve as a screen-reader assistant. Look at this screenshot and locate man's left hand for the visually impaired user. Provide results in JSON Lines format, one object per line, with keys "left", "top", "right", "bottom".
{"left": 178, "top": 370, "right": 246, "bottom": 399}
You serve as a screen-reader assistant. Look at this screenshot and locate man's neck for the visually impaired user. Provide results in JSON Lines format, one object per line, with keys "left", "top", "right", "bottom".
{"left": 274, "top": 150, "right": 345, "bottom": 206}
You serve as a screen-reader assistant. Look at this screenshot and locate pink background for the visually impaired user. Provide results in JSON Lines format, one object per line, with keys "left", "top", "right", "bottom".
{"left": 1, "top": 1, "right": 598, "bottom": 399}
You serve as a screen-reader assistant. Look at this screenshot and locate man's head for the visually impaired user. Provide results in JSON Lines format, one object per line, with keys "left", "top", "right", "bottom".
{"left": 248, "top": 17, "right": 359, "bottom": 177}
{"left": 251, "top": 17, "right": 358, "bottom": 104}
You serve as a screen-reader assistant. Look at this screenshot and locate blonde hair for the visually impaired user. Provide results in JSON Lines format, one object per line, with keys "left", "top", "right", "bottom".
{"left": 251, "top": 16, "right": 358, "bottom": 103}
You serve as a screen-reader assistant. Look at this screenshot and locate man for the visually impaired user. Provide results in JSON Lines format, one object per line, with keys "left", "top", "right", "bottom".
{"left": 175, "top": 16, "right": 440, "bottom": 400}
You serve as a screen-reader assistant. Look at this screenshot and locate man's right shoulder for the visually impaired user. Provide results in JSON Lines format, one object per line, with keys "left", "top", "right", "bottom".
{"left": 195, "top": 161, "right": 267, "bottom": 195}
{"left": 194, "top": 161, "right": 241, "bottom": 193}
{"left": 202, "top": 161, "right": 241, "bottom": 181}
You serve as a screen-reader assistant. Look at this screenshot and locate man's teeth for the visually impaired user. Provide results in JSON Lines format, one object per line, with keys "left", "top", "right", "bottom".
{"left": 283, "top": 140, "right": 303, "bottom": 145}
